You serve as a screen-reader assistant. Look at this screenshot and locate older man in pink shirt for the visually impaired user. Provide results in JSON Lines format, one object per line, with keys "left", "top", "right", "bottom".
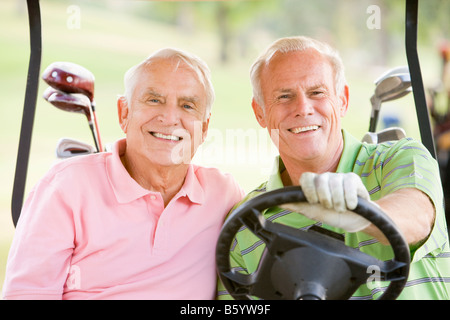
{"left": 3, "top": 48, "right": 244, "bottom": 300}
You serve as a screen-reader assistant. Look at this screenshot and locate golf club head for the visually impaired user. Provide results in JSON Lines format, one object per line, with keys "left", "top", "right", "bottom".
{"left": 44, "top": 87, "right": 92, "bottom": 121}
{"left": 362, "top": 127, "right": 406, "bottom": 144}
{"left": 42, "top": 62, "right": 95, "bottom": 102}
{"left": 368, "top": 67, "right": 411, "bottom": 133}
{"left": 375, "top": 73, "right": 411, "bottom": 103}
{"left": 56, "top": 138, "right": 96, "bottom": 159}
{"left": 43, "top": 86, "right": 57, "bottom": 101}
{"left": 374, "top": 66, "right": 410, "bottom": 84}
{"left": 42, "top": 62, "right": 102, "bottom": 153}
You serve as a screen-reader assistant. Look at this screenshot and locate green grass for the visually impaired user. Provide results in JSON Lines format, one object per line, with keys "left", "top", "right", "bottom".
{"left": 0, "top": 0, "right": 438, "bottom": 297}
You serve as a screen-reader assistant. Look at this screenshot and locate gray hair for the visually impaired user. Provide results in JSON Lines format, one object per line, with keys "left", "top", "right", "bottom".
{"left": 250, "top": 36, "right": 346, "bottom": 106}
{"left": 123, "top": 48, "right": 215, "bottom": 120}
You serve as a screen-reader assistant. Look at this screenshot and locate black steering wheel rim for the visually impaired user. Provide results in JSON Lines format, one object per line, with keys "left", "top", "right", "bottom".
{"left": 216, "top": 186, "right": 410, "bottom": 300}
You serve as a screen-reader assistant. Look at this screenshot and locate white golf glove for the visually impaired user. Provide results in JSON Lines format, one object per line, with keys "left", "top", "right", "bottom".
{"left": 281, "top": 172, "right": 372, "bottom": 233}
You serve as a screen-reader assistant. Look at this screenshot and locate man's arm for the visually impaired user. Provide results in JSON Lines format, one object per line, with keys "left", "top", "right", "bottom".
{"left": 366, "top": 187, "right": 435, "bottom": 245}
{"left": 2, "top": 179, "right": 74, "bottom": 300}
{"left": 284, "top": 171, "right": 437, "bottom": 245}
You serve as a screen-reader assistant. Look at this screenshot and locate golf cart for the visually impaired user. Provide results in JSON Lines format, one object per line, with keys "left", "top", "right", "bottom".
{"left": 11, "top": 0, "right": 444, "bottom": 300}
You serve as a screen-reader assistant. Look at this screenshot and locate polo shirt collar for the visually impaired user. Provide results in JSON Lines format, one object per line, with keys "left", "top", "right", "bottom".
{"left": 266, "top": 129, "right": 362, "bottom": 191}
{"left": 179, "top": 165, "right": 205, "bottom": 205}
{"left": 336, "top": 129, "right": 363, "bottom": 173}
{"left": 107, "top": 139, "right": 150, "bottom": 204}
{"left": 267, "top": 156, "right": 285, "bottom": 191}
{"left": 106, "top": 138, "right": 205, "bottom": 205}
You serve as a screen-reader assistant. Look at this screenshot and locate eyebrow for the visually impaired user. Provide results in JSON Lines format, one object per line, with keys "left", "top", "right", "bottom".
{"left": 145, "top": 88, "right": 163, "bottom": 98}
{"left": 274, "top": 83, "right": 328, "bottom": 93}
{"left": 180, "top": 96, "right": 200, "bottom": 104}
{"left": 273, "top": 88, "right": 295, "bottom": 96}
{"left": 144, "top": 88, "right": 201, "bottom": 105}
{"left": 308, "top": 83, "right": 328, "bottom": 90}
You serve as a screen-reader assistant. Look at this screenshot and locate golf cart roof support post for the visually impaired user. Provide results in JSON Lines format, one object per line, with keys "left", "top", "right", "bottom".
{"left": 405, "top": 0, "right": 436, "bottom": 159}
{"left": 11, "top": 0, "right": 42, "bottom": 227}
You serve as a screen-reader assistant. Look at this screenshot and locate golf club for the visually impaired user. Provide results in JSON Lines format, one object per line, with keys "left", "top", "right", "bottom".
{"left": 362, "top": 127, "right": 407, "bottom": 144}
{"left": 369, "top": 67, "right": 412, "bottom": 132}
{"left": 42, "top": 62, "right": 103, "bottom": 152}
{"left": 43, "top": 86, "right": 101, "bottom": 152}
{"left": 56, "top": 137, "right": 96, "bottom": 159}
{"left": 42, "top": 61, "right": 94, "bottom": 100}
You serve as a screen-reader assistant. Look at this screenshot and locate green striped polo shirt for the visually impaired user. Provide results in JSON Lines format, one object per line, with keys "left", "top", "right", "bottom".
{"left": 218, "top": 130, "right": 450, "bottom": 300}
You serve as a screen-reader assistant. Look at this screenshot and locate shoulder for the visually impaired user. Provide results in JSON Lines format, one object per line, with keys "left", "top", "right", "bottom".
{"left": 229, "top": 181, "right": 268, "bottom": 212}
{"left": 42, "top": 152, "right": 110, "bottom": 186}
{"left": 359, "top": 137, "right": 443, "bottom": 218}
{"left": 358, "top": 137, "right": 440, "bottom": 184}
{"left": 355, "top": 137, "right": 437, "bottom": 177}
{"left": 361, "top": 137, "right": 432, "bottom": 161}
{"left": 192, "top": 164, "right": 240, "bottom": 187}
{"left": 191, "top": 164, "right": 245, "bottom": 200}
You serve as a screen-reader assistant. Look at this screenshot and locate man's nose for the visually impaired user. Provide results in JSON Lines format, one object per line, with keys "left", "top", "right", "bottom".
{"left": 293, "top": 93, "right": 314, "bottom": 117}
{"left": 159, "top": 102, "right": 180, "bottom": 125}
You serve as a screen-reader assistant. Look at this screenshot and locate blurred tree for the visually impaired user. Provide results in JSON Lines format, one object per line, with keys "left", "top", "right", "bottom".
{"left": 418, "top": 0, "right": 450, "bottom": 41}
{"left": 204, "top": 0, "right": 276, "bottom": 63}
{"left": 128, "top": 0, "right": 448, "bottom": 66}
{"left": 132, "top": 0, "right": 275, "bottom": 63}
{"left": 216, "top": 2, "right": 231, "bottom": 63}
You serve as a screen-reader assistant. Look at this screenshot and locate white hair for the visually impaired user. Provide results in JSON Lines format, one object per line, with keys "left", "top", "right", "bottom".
{"left": 123, "top": 48, "right": 215, "bottom": 120}
{"left": 250, "top": 36, "right": 346, "bottom": 106}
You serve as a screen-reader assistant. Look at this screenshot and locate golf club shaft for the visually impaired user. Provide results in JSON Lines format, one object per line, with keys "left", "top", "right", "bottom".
{"left": 88, "top": 121, "right": 100, "bottom": 152}
{"left": 369, "top": 110, "right": 380, "bottom": 132}
{"left": 91, "top": 109, "right": 103, "bottom": 152}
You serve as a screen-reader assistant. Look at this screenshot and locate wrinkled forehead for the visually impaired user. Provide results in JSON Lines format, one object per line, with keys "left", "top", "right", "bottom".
{"left": 141, "top": 57, "right": 200, "bottom": 80}
{"left": 261, "top": 49, "right": 335, "bottom": 87}
{"left": 130, "top": 57, "right": 206, "bottom": 97}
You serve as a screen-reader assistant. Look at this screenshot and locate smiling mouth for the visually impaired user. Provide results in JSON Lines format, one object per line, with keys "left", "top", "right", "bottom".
{"left": 150, "top": 131, "right": 182, "bottom": 141}
{"left": 289, "top": 125, "right": 320, "bottom": 134}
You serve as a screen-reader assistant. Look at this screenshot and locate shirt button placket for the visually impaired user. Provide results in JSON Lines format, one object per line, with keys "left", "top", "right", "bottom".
{"left": 148, "top": 193, "right": 165, "bottom": 256}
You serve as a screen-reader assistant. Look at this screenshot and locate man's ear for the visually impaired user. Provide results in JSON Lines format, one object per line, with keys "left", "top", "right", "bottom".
{"left": 252, "top": 98, "right": 267, "bottom": 128}
{"left": 117, "top": 96, "right": 129, "bottom": 133}
{"left": 339, "top": 85, "right": 350, "bottom": 117}
{"left": 201, "top": 113, "right": 210, "bottom": 143}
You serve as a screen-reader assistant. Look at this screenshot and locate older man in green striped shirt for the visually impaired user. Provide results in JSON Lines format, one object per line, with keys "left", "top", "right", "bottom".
{"left": 218, "top": 36, "right": 450, "bottom": 300}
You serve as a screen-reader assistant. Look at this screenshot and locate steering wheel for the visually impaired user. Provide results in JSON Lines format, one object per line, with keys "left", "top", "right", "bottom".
{"left": 216, "top": 186, "right": 410, "bottom": 300}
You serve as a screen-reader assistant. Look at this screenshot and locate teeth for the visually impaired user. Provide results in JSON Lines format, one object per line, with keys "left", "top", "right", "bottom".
{"left": 151, "top": 132, "right": 181, "bottom": 141}
{"left": 290, "top": 125, "right": 319, "bottom": 133}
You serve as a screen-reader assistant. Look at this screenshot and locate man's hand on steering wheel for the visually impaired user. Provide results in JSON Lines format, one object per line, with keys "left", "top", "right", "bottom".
{"left": 216, "top": 183, "right": 411, "bottom": 300}
{"left": 281, "top": 172, "right": 376, "bottom": 233}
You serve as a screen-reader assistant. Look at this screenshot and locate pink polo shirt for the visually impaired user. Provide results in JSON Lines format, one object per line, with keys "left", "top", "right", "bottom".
{"left": 3, "top": 138, "right": 244, "bottom": 300}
